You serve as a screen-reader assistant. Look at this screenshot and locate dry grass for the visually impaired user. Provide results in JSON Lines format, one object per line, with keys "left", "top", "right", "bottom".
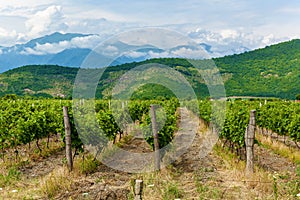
{"left": 39, "top": 166, "right": 73, "bottom": 198}
{"left": 0, "top": 137, "right": 65, "bottom": 199}
{"left": 0, "top": 166, "right": 71, "bottom": 200}
{"left": 133, "top": 143, "right": 278, "bottom": 200}
{"left": 213, "top": 144, "right": 275, "bottom": 199}
{"left": 256, "top": 133, "right": 300, "bottom": 164}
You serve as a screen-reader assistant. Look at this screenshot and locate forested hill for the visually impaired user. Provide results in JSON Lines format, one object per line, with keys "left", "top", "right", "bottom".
{"left": 214, "top": 39, "right": 300, "bottom": 99}
{"left": 0, "top": 39, "right": 300, "bottom": 99}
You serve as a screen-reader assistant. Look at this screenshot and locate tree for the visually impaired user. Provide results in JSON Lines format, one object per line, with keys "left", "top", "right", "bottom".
{"left": 296, "top": 94, "right": 300, "bottom": 100}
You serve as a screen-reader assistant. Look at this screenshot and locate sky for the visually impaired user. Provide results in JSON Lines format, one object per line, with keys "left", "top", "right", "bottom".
{"left": 0, "top": 0, "right": 300, "bottom": 48}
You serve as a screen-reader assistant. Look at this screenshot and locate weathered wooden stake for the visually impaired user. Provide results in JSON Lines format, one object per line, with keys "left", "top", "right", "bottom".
{"left": 134, "top": 179, "right": 143, "bottom": 200}
{"left": 150, "top": 105, "right": 160, "bottom": 171}
{"left": 245, "top": 110, "right": 256, "bottom": 174}
{"left": 63, "top": 106, "right": 73, "bottom": 171}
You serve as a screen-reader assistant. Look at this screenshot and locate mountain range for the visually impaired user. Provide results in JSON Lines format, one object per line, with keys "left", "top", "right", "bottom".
{"left": 0, "top": 32, "right": 251, "bottom": 72}
{"left": 0, "top": 38, "right": 299, "bottom": 99}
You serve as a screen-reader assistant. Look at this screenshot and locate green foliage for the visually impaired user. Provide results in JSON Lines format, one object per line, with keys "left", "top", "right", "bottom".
{"left": 1, "top": 94, "right": 18, "bottom": 100}
{"left": 97, "top": 110, "right": 121, "bottom": 141}
{"left": 0, "top": 65, "right": 78, "bottom": 98}
{"left": 162, "top": 182, "right": 184, "bottom": 200}
{"left": 75, "top": 154, "right": 99, "bottom": 175}
{"left": 0, "top": 99, "right": 84, "bottom": 155}
{"left": 220, "top": 101, "right": 250, "bottom": 148}
{"left": 0, "top": 166, "right": 21, "bottom": 186}
{"left": 185, "top": 98, "right": 300, "bottom": 154}
{"left": 130, "top": 99, "right": 179, "bottom": 149}
{"left": 0, "top": 98, "right": 180, "bottom": 158}
{"left": 1, "top": 39, "right": 300, "bottom": 99}
{"left": 1, "top": 96, "right": 300, "bottom": 164}
{"left": 130, "top": 83, "right": 176, "bottom": 100}
{"left": 214, "top": 39, "right": 300, "bottom": 99}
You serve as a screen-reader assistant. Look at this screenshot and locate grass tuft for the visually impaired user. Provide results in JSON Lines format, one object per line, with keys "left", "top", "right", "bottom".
{"left": 40, "top": 167, "right": 72, "bottom": 198}
{"left": 0, "top": 166, "right": 21, "bottom": 187}
{"left": 73, "top": 153, "right": 99, "bottom": 175}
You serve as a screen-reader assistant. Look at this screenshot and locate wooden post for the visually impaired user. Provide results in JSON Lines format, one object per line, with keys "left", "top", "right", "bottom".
{"left": 63, "top": 106, "right": 73, "bottom": 171}
{"left": 245, "top": 110, "right": 256, "bottom": 174}
{"left": 150, "top": 105, "right": 160, "bottom": 171}
{"left": 134, "top": 179, "right": 143, "bottom": 200}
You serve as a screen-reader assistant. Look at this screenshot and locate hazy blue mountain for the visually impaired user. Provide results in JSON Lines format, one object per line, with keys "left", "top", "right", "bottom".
{"left": 0, "top": 32, "right": 251, "bottom": 72}
{"left": 0, "top": 32, "right": 91, "bottom": 72}
{"left": 47, "top": 48, "right": 92, "bottom": 67}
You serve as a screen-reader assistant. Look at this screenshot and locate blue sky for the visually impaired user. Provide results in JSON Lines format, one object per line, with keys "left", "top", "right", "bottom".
{"left": 0, "top": 0, "right": 299, "bottom": 48}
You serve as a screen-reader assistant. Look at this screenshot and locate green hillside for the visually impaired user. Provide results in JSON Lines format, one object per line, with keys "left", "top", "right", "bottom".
{"left": 214, "top": 39, "right": 300, "bottom": 99}
{"left": 0, "top": 65, "right": 78, "bottom": 98}
{"left": 0, "top": 39, "right": 300, "bottom": 99}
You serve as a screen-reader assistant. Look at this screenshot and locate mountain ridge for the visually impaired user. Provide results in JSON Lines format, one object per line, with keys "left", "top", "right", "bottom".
{"left": 0, "top": 32, "right": 254, "bottom": 72}
{"left": 0, "top": 39, "right": 299, "bottom": 99}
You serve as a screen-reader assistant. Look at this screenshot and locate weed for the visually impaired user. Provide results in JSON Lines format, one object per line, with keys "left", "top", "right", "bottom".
{"left": 195, "top": 172, "right": 221, "bottom": 200}
{"left": 127, "top": 192, "right": 134, "bottom": 200}
{"left": 273, "top": 174, "right": 278, "bottom": 200}
{"left": 196, "top": 182, "right": 221, "bottom": 200}
{"left": 162, "top": 182, "right": 183, "bottom": 200}
{"left": 40, "top": 167, "right": 72, "bottom": 198}
{"left": 0, "top": 166, "right": 21, "bottom": 187}
{"left": 74, "top": 154, "right": 99, "bottom": 175}
{"left": 296, "top": 165, "right": 300, "bottom": 177}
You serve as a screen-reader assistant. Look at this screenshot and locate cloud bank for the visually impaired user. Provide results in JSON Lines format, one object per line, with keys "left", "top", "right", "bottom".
{"left": 20, "top": 35, "right": 102, "bottom": 55}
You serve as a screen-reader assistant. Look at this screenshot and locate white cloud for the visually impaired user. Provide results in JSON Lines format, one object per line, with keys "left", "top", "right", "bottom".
{"left": 0, "top": 1, "right": 298, "bottom": 53}
{"left": 20, "top": 35, "right": 103, "bottom": 55}
{"left": 70, "top": 8, "right": 129, "bottom": 22}
{"left": 277, "top": 6, "right": 300, "bottom": 14}
{"left": 34, "top": 41, "right": 70, "bottom": 54}
{"left": 124, "top": 51, "right": 146, "bottom": 58}
{"left": 25, "top": 5, "right": 67, "bottom": 38}
{"left": 101, "top": 45, "right": 119, "bottom": 56}
{"left": 170, "top": 47, "right": 209, "bottom": 59}
{"left": 0, "top": 0, "right": 57, "bottom": 8}
{"left": 261, "top": 34, "right": 275, "bottom": 45}
{"left": 21, "top": 47, "right": 44, "bottom": 55}
{"left": 147, "top": 50, "right": 172, "bottom": 58}
{"left": 0, "top": 6, "right": 36, "bottom": 17}
{"left": 70, "top": 35, "right": 103, "bottom": 48}
{"left": 0, "top": 27, "right": 20, "bottom": 46}
{"left": 220, "top": 29, "right": 239, "bottom": 39}
{"left": 186, "top": 27, "right": 287, "bottom": 52}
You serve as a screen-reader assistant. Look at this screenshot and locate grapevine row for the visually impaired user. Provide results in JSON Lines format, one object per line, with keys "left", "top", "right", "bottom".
{"left": 185, "top": 99, "right": 300, "bottom": 151}
{"left": 0, "top": 98, "right": 179, "bottom": 154}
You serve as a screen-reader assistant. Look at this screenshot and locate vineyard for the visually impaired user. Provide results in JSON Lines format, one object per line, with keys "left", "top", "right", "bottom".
{"left": 0, "top": 98, "right": 299, "bottom": 199}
